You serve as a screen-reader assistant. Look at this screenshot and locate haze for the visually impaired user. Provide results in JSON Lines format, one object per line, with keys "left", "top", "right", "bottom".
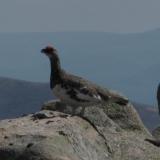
{"left": 0, "top": 1, "right": 160, "bottom": 105}
{"left": 1, "top": 0, "right": 160, "bottom": 33}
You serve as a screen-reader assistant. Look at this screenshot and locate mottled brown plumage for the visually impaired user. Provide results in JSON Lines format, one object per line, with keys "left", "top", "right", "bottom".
{"left": 41, "top": 45, "right": 128, "bottom": 106}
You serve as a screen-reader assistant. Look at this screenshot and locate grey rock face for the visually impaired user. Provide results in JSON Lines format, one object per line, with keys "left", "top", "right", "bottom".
{"left": 0, "top": 101, "right": 159, "bottom": 160}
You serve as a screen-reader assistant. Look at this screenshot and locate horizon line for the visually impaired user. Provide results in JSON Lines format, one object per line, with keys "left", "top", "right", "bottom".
{"left": 0, "top": 28, "right": 159, "bottom": 35}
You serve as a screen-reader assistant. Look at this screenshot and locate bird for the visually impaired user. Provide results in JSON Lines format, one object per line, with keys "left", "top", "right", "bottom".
{"left": 41, "top": 45, "right": 129, "bottom": 107}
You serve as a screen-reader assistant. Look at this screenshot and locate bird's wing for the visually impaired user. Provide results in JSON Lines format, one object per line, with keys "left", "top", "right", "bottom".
{"left": 63, "top": 72, "right": 128, "bottom": 105}
{"left": 62, "top": 73, "right": 102, "bottom": 102}
{"left": 77, "top": 86, "right": 102, "bottom": 101}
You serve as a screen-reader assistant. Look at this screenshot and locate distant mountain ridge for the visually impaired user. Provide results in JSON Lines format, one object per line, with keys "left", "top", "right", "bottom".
{"left": 0, "top": 77, "right": 52, "bottom": 118}
{"left": 133, "top": 102, "right": 160, "bottom": 131}
{"left": 0, "top": 76, "right": 159, "bottom": 131}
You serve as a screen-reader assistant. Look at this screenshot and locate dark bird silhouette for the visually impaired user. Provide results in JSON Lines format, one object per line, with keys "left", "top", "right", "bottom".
{"left": 157, "top": 83, "right": 160, "bottom": 114}
{"left": 41, "top": 45, "right": 128, "bottom": 107}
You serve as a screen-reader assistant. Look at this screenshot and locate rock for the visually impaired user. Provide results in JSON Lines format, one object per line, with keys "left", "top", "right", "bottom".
{"left": 153, "top": 126, "right": 160, "bottom": 139}
{"left": 0, "top": 100, "right": 159, "bottom": 160}
{"left": 42, "top": 101, "right": 149, "bottom": 132}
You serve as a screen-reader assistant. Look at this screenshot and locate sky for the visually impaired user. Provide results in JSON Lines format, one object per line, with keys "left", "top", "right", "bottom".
{"left": 0, "top": 0, "right": 160, "bottom": 33}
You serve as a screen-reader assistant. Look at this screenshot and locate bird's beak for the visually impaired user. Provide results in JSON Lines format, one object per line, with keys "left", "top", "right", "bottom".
{"left": 41, "top": 49, "right": 45, "bottom": 53}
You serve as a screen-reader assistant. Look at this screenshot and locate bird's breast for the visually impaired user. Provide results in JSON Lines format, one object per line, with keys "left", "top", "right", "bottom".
{"left": 52, "top": 85, "right": 68, "bottom": 100}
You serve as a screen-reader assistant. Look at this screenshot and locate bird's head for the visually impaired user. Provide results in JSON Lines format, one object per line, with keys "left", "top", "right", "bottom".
{"left": 41, "top": 45, "right": 57, "bottom": 58}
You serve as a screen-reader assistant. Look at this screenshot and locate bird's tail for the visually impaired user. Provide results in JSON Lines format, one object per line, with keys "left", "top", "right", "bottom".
{"left": 109, "top": 90, "right": 129, "bottom": 105}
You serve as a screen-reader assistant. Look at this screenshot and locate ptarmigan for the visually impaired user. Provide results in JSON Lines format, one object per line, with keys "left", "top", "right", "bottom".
{"left": 41, "top": 45, "right": 128, "bottom": 107}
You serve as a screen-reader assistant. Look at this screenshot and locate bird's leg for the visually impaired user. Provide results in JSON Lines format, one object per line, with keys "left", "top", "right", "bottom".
{"left": 41, "top": 99, "right": 60, "bottom": 110}
{"left": 71, "top": 105, "right": 78, "bottom": 116}
{"left": 80, "top": 106, "right": 86, "bottom": 116}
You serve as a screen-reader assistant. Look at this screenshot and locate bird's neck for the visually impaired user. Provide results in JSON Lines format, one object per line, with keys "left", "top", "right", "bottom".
{"left": 49, "top": 56, "right": 62, "bottom": 89}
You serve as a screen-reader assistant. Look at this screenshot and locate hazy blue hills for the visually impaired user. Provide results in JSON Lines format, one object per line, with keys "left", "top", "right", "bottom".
{"left": 0, "top": 76, "right": 159, "bottom": 131}
{"left": 133, "top": 102, "right": 160, "bottom": 131}
{"left": 0, "top": 30, "right": 160, "bottom": 105}
{"left": 0, "top": 77, "right": 52, "bottom": 118}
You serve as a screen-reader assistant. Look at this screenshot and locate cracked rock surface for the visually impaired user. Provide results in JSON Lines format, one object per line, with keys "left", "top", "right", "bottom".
{"left": 0, "top": 101, "right": 159, "bottom": 160}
